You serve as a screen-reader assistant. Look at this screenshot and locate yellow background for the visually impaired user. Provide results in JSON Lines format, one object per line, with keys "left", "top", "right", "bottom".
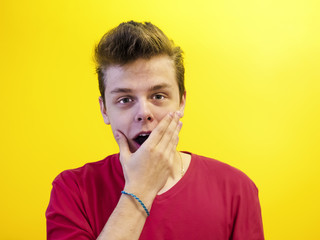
{"left": 1, "top": 0, "right": 319, "bottom": 239}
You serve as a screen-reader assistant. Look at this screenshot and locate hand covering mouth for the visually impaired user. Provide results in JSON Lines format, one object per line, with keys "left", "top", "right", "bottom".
{"left": 133, "top": 132, "right": 151, "bottom": 145}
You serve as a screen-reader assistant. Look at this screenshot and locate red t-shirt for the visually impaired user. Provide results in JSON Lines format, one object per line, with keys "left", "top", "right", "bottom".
{"left": 46, "top": 153, "right": 264, "bottom": 239}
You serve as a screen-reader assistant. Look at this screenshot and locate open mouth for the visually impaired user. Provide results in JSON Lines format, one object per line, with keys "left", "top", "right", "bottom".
{"left": 134, "top": 133, "right": 150, "bottom": 145}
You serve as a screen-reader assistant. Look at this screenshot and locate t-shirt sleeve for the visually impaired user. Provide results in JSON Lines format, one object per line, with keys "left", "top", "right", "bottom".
{"left": 230, "top": 176, "right": 264, "bottom": 240}
{"left": 46, "top": 171, "right": 96, "bottom": 240}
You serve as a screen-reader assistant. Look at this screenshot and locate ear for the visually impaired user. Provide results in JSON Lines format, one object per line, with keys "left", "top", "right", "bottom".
{"left": 179, "top": 91, "right": 186, "bottom": 117}
{"left": 99, "top": 96, "right": 110, "bottom": 125}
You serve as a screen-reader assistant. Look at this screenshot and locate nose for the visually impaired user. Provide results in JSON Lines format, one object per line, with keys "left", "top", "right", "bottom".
{"left": 135, "top": 100, "right": 154, "bottom": 123}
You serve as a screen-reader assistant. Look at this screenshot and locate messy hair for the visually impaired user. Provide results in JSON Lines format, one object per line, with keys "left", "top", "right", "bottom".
{"left": 94, "top": 21, "right": 185, "bottom": 103}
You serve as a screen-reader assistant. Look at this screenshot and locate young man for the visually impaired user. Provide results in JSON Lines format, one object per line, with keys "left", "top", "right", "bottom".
{"left": 46, "top": 21, "right": 264, "bottom": 239}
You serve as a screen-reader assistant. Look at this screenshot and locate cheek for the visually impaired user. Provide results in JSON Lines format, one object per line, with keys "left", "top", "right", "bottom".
{"left": 110, "top": 118, "right": 129, "bottom": 134}
{"left": 157, "top": 112, "right": 168, "bottom": 122}
{"left": 154, "top": 108, "right": 175, "bottom": 123}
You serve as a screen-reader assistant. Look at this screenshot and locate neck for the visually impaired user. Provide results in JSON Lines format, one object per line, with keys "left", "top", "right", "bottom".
{"left": 157, "top": 151, "right": 184, "bottom": 195}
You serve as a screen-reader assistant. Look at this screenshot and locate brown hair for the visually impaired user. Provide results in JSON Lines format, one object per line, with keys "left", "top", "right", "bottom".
{"left": 94, "top": 21, "right": 185, "bottom": 103}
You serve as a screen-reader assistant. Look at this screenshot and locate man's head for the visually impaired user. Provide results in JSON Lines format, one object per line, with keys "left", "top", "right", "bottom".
{"left": 95, "top": 21, "right": 186, "bottom": 152}
{"left": 94, "top": 21, "right": 185, "bottom": 104}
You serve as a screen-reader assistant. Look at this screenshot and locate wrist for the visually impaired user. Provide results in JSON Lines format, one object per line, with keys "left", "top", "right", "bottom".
{"left": 123, "top": 185, "right": 157, "bottom": 210}
{"left": 121, "top": 191, "right": 150, "bottom": 216}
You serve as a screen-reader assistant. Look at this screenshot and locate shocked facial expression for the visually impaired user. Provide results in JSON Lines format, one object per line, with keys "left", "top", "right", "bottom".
{"left": 99, "top": 55, "right": 186, "bottom": 153}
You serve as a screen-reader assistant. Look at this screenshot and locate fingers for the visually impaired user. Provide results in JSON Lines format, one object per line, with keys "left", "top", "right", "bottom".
{"left": 172, "top": 121, "right": 183, "bottom": 148}
{"left": 145, "top": 111, "right": 182, "bottom": 147}
{"left": 166, "top": 118, "right": 182, "bottom": 178}
{"left": 143, "top": 112, "right": 173, "bottom": 146}
{"left": 114, "top": 131, "right": 131, "bottom": 163}
{"left": 156, "top": 111, "right": 182, "bottom": 152}
{"left": 167, "top": 120, "right": 182, "bottom": 169}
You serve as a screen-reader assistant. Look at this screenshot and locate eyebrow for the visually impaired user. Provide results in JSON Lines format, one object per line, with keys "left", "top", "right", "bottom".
{"left": 110, "top": 83, "right": 171, "bottom": 94}
{"left": 110, "top": 88, "right": 132, "bottom": 94}
{"left": 149, "top": 83, "right": 171, "bottom": 91}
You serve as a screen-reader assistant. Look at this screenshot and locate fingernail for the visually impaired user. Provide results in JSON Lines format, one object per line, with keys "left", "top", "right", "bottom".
{"left": 176, "top": 111, "right": 181, "bottom": 117}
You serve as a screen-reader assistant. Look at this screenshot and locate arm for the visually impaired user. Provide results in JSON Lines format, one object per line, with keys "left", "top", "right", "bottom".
{"left": 97, "top": 111, "right": 182, "bottom": 240}
{"left": 231, "top": 179, "right": 264, "bottom": 240}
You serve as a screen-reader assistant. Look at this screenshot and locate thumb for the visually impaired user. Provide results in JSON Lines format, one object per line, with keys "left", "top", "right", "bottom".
{"left": 114, "top": 131, "right": 130, "bottom": 162}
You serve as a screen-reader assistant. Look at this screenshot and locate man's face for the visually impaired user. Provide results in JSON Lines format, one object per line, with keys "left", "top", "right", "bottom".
{"left": 99, "top": 55, "right": 186, "bottom": 153}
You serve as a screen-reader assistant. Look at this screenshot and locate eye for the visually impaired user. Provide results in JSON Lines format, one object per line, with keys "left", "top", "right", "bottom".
{"left": 118, "top": 97, "right": 133, "bottom": 104}
{"left": 152, "top": 94, "right": 165, "bottom": 100}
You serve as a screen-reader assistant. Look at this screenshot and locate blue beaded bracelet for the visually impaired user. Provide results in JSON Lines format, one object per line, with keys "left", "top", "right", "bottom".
{"left": 121, "top": 191, "right": 150, "bottom": 217}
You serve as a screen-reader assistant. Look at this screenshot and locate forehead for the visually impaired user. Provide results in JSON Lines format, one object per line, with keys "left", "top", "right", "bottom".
{"left": 103, "top": 55, "right": 177, "bottom": 92}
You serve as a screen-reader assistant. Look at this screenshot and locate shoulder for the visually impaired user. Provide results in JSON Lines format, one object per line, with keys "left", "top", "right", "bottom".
{"left": 52, "top": 153, "right": 121, "bottom": 187}
{"left": 190, "top": 152, "right": 258, "bottom": 192}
